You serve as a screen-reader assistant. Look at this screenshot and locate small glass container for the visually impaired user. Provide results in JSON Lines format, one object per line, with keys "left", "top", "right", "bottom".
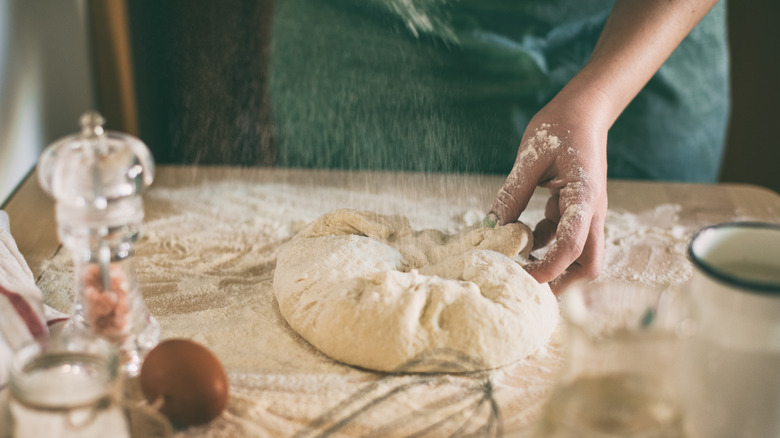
{"left": 8, "top": 331, "right": 130, "bottom": 438}
{"left": 536, "top": 281, "right": 690, "bottom": 438}
{"left": 37, "top": 112, "right": 159, "bottom": 375}
{"left": 682, "top": 222, "right": 780, "bottom": 438}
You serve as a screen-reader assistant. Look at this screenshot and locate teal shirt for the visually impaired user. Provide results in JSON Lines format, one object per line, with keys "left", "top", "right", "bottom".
{"left": 270, "top": 0, "right": 729, "bottom": 181}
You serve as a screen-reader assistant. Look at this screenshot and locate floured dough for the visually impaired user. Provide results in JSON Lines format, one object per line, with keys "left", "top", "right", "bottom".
{"left": 273, "top": 209, "right": 559, "bottom": 372}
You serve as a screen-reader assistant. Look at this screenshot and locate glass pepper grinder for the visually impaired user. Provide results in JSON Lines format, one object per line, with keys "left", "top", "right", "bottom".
{"left": 37, "top": 111, "right": 160, "bottom": 376}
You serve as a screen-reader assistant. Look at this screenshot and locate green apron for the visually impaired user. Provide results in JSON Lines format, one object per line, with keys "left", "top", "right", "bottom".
{"left": 270, "top": 0, "right": 729, "bottom": 181}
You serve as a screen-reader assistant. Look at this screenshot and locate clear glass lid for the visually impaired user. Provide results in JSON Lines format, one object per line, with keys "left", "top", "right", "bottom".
{"left": 37, "top": 112, "right": 154, "bottom": 210}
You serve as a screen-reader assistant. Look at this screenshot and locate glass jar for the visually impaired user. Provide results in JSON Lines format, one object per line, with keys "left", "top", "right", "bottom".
{"left": 536, "top": 281, "right": 690, "bottom": 438}
{"left": 8, "top": 331, "right": 130, "bottom": 438}
{"left": 37, "top": 112, "right": 159, "bottom": 376}
{"left": 681, "top": 222, "right": 780, "bottom": 438}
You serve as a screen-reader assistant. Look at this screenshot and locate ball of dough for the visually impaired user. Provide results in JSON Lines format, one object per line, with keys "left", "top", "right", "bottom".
{"left": 273, "top": 209, "right": 559, "bottom": 372}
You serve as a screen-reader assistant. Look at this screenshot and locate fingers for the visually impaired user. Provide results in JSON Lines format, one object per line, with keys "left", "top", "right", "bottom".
{"left": 547, "top": 208, "right": 605, "bottom": 294}
{"left": 526, "top": 203, "right": 591, "bottom": 285}
{"left": 532, "top": 193, "right": 561, "bottom": 250}
{"left": 489, "top": 167, "right": 538, "bottom": 226}
{"left": 532, "top": 218, "right": 557, "bottom": 251}
{"left": 525, "top": 183, "right": 606, "bottom": 291}
{"left": 489, "top": 135, "right": 551, "bottom": 225}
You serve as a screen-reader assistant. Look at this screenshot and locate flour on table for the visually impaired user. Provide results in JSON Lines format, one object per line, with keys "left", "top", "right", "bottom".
{"left": 601, "top": 204, "right": 693, "bottom": 285}
{"left": 523, "top": 203, "right": 693, "bottom": 286}
{"left": 34, "top": 179, "right": 696, "bottom": 437}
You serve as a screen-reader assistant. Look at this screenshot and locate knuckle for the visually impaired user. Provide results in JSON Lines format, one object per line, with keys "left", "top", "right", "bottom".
{"left": 495, "top": 188, "right": 517, "bottom": 207}
{"left": 581, "top": 262, "right": 601, "bottom": 281}
{"left": 563, "top": 240, "right": 585, "bottom": 260}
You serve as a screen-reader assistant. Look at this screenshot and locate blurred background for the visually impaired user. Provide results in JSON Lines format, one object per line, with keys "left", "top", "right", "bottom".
{"left": 0, "top": 0, "right": 93, "bottom": 204}
{"left": 1, "top": 0, "right": 778, "bottom": 204}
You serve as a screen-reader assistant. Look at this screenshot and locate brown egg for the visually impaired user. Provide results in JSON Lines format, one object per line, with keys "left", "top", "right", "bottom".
{"left": 139, "top": 339, "right": 229, "bottom": 426}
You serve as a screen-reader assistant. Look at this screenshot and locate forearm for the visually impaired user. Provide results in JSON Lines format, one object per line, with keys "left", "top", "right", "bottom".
{"left": 556, "top": 0, "right": 720, "bottom": 128}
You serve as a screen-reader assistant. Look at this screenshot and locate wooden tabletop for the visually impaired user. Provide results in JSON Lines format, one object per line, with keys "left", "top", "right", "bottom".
{"left": 4, "top": 165, "right": 780, "bottom": 436}
{"left": 5, "top": 165, "right": 779, "bottom": 280}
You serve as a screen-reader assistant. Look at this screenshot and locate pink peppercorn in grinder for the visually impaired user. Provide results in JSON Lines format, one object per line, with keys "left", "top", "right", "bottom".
{"left": 37, "top": 111, "right": 160, "bottom": 376}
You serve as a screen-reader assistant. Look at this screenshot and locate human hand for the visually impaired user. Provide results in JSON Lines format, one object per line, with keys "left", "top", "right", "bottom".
{"left": 489, "top": 94, "right": 608, "bottom": 293}
{"left": 486, "top": 0, "right": 720, "bottom": 293}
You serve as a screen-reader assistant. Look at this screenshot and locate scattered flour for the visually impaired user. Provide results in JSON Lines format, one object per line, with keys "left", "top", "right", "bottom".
{"left": 516, "top": 123, "right": 561, "bottom": 164}
{"left": 524, "top": 203, "right": 694, "bottom": 286}
{"left": 601, "top": 204, "right": 693, "bottom": 285}
{"left": 34, "top": 180, "right": 696, "bottom": 437}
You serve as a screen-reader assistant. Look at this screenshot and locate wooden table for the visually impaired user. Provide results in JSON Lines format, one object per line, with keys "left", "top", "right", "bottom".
{"left": 5, "top": 166, "right": 779, "bottom": 280}
{"left": 3, "top": 166, "right": 780, "bottom": 437}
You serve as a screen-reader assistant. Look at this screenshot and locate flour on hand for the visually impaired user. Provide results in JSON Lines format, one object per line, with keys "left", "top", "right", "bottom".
{"left": 272, "top": 209, "right": 559, "bottom": 373}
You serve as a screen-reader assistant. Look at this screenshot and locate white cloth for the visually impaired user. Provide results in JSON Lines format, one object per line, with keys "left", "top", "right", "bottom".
{"left": 0, "top": 212, "right": 8, "bottom": 233}
{"left": 0, "top": 211, "right": 52, "bottom": 387}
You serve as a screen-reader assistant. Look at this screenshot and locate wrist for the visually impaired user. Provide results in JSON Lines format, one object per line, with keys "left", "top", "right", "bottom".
{"left": 548, "top": 71, "right": 617, "bottom": 133}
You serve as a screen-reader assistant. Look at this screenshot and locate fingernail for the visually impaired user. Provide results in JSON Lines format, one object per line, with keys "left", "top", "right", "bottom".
{"left": 482, "top": 212, "right": 499, "bottom": 228}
